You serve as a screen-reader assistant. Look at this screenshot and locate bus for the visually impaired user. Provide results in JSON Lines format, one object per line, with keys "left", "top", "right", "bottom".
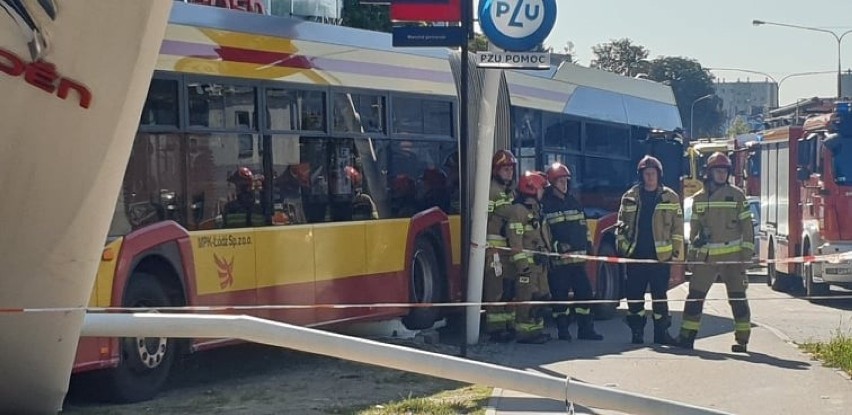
{"left": 74, "top": 1, "right": 462, "bottom": 402}
{"left": 682, "top": 139, "right": 732, "bottom": 198}
{"left": 504, "top": 65, "right": 685, "bottom": 319}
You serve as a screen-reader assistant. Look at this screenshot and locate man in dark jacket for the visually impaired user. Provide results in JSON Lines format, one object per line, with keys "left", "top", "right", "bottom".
{"left": 541, "top": 163, "right": 603, "bottom": 341}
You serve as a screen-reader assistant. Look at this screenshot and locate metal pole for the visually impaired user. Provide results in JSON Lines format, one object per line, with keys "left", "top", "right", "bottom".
{"left": 457, "top": 0, "right": 471, "bottom": 357}
{"left": 81, "top": 313, "right": 734, "bottom": 415}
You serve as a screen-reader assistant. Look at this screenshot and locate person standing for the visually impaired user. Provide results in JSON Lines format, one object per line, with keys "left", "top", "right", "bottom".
{"left": 506, "top": 171, "right": 551, "bottom": 344}
{"left": 616, "top": 156, "right": 684, "bottom": 345}
{"left": 483, "top": 150, "right": 518, "bottom": 342}
{"left": 541, "top": 163, "right": 603, "bottom": 341}
{"left": 675, "top": 152, "right": 754, "bottom": 352}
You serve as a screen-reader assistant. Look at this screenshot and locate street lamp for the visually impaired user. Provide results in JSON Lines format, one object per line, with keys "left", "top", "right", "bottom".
{"left": 690, "top": 94, "right": 714, "bottom": 138}
{"left": 753, "top": 19, "right": 852, "bottom": 99}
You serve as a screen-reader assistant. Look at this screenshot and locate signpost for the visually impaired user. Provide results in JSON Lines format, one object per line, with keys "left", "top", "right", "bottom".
{"left": 476, "top": 0, "right": 556, "bottom": 69}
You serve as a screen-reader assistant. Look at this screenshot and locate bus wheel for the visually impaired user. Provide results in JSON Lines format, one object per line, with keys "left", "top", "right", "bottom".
{"left": 107, "top": 274, "right": 177, "bottom": 403}
{"left": 593, "top": 242, "right": 620, "bottom": 321}
{"left": 402, "top": 237, "right": 443, "bottom": 330}
{"left": 804, "top": 244, "right": 830, "bottom": 301}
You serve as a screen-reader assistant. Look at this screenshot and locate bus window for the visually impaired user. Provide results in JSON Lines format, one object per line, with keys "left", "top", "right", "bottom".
{"left": 388, "top": 140, "right": 455, "bottom": 216}
{"left": 140, "top": 78, "right": 178, "bottom": 127}
{"left": 120, "top": 133, "right": 186, "bottom": 231}
{"left": 187, "top": 83, "right": 256, "bottom": 130}
{"left": 586, "top": 122, "right": 629, "bottom": 158}
{"left": 185, "top": 133, "right": 264, "bottom": 229}
{"left": 543, "top": 112, "right": 581, "bottom": 151}
{"left": 267, "top": 88, "right": 325, "bottom": 132}
{"left": 333, "top": 92, "right": 386, "bottom": 134}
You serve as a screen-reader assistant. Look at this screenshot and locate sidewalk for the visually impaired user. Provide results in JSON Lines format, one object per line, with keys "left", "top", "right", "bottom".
{"left": 484, "top": 283, "right": 851, "bottom": 415}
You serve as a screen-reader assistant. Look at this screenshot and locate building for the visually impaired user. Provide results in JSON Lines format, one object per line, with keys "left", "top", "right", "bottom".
{"left": 714, "top": 79, "right": 779, "bottom": 131}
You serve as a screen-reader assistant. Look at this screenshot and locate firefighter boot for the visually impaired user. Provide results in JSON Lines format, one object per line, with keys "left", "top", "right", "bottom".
{"left": 516, "top": 332, "right": 551, "bottom": 344}
{"left": 653, "top": 315, "right": 677, "bottom": 345}
{"left": 731, "top": 341, "right": 748, "bottom": 353}
{"left": 555, "top": 314, "right": 572, "bottom": 341}
{"left": 577, "top": 314, "right": 604, "bottom": 341}
{"left": 674, "top": 330, "right": 697, "bottom": 350}
{"left": 625, "top": 314, "right": 646, "bottom": 344}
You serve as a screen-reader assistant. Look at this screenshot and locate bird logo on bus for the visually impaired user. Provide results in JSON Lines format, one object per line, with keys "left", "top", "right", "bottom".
{"left": 213, "top": 253, "right": 235, "bottom": 289}
{"left": 1, "top": 0, "right": 57, "bottom": 61}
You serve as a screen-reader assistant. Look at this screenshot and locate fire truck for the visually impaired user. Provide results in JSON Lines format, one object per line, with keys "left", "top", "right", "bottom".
{"left": 733, "top": 132, "right": 761, "bottom": 197}
{"left": 758, "top": 102, "right": 852, "bottom": 297}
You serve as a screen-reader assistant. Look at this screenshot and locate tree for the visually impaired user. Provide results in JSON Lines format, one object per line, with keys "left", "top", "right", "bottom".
{"left": 726, "top": 116, "right": 751, "bottom": 137}
{"left": 647, "top": 56, "right": 725, "bottom": 138}
{"left": 341, "top": 0, "right": 391, "bottom": 33}
{"left": 590, "top": 38, "right": 650, "bottom": 77}
{"left": 469, "top": 33, "right": 489, "bottom": 52}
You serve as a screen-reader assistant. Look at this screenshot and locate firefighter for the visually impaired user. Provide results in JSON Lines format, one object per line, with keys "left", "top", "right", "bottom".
{"left": 505, "top": 171, "right": 552, "bottom": 344}
{"left": 222, "top": 166, "right": 265, "bottom": 228}
{"left": 675, "top": 152, "right": 754, "bottom": 352}
{"left": 616, "top": 156, "right": 684, "bottom": 345}
{"left": 483, "top": 149, "right": 518, "bottom": 342}
{"left": 541, "top": 163, "right": 603, "bottom": 341}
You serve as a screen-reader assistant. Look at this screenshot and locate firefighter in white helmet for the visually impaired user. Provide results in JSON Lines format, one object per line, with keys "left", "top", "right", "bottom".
{"left": 675, "top": 152, "right": 754, "bottom": 352}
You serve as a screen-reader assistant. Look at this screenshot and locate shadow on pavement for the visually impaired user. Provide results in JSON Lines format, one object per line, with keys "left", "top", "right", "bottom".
{"left": 490, "top": 395, "right": 607, "bottom": 414}
{"left": 655, "top": 345, "right": 811, "bottom": 370}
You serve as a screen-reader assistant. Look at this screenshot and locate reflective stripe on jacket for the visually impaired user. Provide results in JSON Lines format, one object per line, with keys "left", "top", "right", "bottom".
{"left": 615, "top": 185, "right": 684, "bottom": 262}
{"left": 541, "top": 187, "right": 588, "bottom": 264}
{"left": 689, "top": 184, "right": 754, "bottom": 260}
{"left": 506, "top": 198, "right": 551, "bottom": 267}
{"left": 486, "top": 178, "right": 514, "bottom": 250}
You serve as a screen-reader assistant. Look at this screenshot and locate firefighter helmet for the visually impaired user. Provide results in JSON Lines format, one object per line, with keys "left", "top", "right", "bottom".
{"left": 517, "top": 171, "right": 547, "bottom": 197}
{"left": 637, "top": 155, "right": 663, "bottom": 177}
{"left": 391, "top": 174, "right": 416, "bottom": 197}
{"left": 706, "top": 151, "right": 732, "bottom": 171}
{"left": 545, "top": 162, "right": 571, "bottom": 183}
{"left": 491, "top": 149, "right": 517, "bottom": 174}
{"left": 344, "top": 165, "right": 362, "bottom": 187}
{"left": 229, "top": 167, "right": 254, "bottom": 189}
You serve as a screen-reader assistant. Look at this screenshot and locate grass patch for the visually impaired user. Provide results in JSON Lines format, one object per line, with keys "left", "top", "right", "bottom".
{"left": 801, "top": 331, "right": 852, "bottom": 375}
{"left": 331, "top": 385, "right": 492, "bottom": 415}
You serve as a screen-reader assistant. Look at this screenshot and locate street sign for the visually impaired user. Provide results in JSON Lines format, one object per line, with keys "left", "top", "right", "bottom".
{"left": 392, "top": 26, "right": 465, "bottom": 47}
{"left": 476, "top": 51, "right": 550, "bottom": 69}
{"left": 478, "top": 0, "right": 557, "bottom": 52}
{"left": 391, "top": 0, "right": 462, "bottom": 22}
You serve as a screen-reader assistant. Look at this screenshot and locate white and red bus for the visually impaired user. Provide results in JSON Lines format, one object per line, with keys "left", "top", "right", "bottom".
{"left": 74, "top": 1, "right": 462, "bottom": 402}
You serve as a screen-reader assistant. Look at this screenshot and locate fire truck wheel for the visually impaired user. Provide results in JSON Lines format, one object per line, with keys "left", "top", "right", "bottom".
{"left": 593, "top": 242, "right": 620, "bottom": 320}
{"left": 107, "top": 274, "right": 177, "bottom": 403}
{"left": 767, "top": 244, "right": 784, "bottom": 291}
{"left": 804, "top": 245, "right": 830, "bottom": 301}
{"left": 402, "top": 237, "right": 443, "bottom": 330}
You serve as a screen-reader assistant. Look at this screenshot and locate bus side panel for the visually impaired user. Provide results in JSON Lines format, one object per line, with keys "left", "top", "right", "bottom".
{"left": 586, "top": 213, "right": 618, "bottom": 288}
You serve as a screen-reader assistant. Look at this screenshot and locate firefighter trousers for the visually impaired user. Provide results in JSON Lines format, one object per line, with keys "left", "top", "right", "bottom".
{"left": 483, "top": 250, "right": 516, "bottom": 334}
{"left": 549, "top": 262, "right": 594, "bottom": 317}
{"left": 515, "top": 263, "right": 547, "bottom": 340}
{"left": 625, "top": 263, "right": 671, "bottom": 319}
{"left": 681, "top": 263, "right": 751, "bottom": 345}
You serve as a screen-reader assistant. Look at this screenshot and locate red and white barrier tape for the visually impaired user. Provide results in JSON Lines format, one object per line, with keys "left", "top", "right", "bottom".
{"left": 473, "top": 243, "right": 852, "bottom": 266}
{"left": 3, "top": 294, "right": 852, "bottom": 314}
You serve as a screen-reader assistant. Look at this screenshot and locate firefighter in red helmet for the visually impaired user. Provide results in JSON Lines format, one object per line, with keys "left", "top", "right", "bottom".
{"left": 223, "top": 166, "right": 265, "bottom": 228}
{"left": 541, "top": 162, "right": 603, "bottom": 341}
{"left": 483, "top": 149, "right": 519, "bottom": 342}
{"left": 504, "top": 171, "right": 552, "bottom": 344}
{"left": 675, "top": 152, "right": 754, "bottom": 352}
{"left": 616, "top": 155, "right": 683, "bottom": 345}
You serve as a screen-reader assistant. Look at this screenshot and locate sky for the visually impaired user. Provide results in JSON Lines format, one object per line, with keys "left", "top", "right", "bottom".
{"left": 475, "top": 0, "right": 852, "bottom": 106}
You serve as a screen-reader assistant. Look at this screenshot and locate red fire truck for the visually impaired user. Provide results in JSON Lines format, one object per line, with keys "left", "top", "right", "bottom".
{"left": 733, "top": 132, "right": 761, "bottom": 197}
{"left": 759, "top": 102, "right": 852, "bottom": 297}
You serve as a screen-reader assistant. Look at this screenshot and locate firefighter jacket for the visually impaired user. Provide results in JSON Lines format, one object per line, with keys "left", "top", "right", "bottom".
{"left": 616, "top": 185, "right": 684, "bottom": 262}
{"left": 541, "top": 187, "right": 588, "bottom": 264}
{"left": 486, "top": 178, "right": 514, "bottom": 249}
{"left": 688, "top": 183, "right": 754, "bottom": 261}
{"left": 506, "top": 198, "right": 551, "bottom": 272}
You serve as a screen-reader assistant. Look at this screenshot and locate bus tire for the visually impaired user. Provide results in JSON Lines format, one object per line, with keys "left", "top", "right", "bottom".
{"left": 106, "top": 274, "right": 177, "bottom": 403}
{"left": 593, "top": 242, "right": 620, "bottom": 321}
{"left": 402, "top": 237, "right": 443, "bottom": 330}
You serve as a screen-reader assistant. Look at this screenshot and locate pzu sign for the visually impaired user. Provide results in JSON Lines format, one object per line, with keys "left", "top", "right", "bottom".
{"left": 479, "top": 0, "right": 556, "bottom": 52}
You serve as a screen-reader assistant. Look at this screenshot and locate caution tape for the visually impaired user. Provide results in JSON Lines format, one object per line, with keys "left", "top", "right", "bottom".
{"left": 2, "top": 294, "right": 852, "bottom": 314}
{"left": 473, "top": 242, "right": 852, "bottom": 266}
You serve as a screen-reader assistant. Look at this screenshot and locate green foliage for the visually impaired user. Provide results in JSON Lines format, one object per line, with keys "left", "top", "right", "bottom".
{"left": 801, "top": 332, "right": 852, "bottom": 375}
{"left": 647, "top": 56, "right": 725, "bottom": 137}
{"left": 341, "top": 0, "right": 392, "bottom": 33}
{"left": 726, "top": 116, "right": 751, "bottom": 137}
{"left": 353, "top": 385, "right": 491, "bottom": 415}
{"left": 469, "top": 33, "right": 489, "bottom": 53}
{"left": 590, "top": 38, "right": 650, "bottom": 76}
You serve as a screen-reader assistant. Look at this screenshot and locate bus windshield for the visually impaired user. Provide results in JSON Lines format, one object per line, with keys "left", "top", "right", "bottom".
{"left": 832, "top": 139, "right": 852, "bottom": 185}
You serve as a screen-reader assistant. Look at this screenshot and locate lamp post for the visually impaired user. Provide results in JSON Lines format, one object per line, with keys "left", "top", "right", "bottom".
{"left": 753, "top": 19, "right": 852, "bottom": 99}
{"left": 690, "top": 94, "right": 714, "bottom": 138}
